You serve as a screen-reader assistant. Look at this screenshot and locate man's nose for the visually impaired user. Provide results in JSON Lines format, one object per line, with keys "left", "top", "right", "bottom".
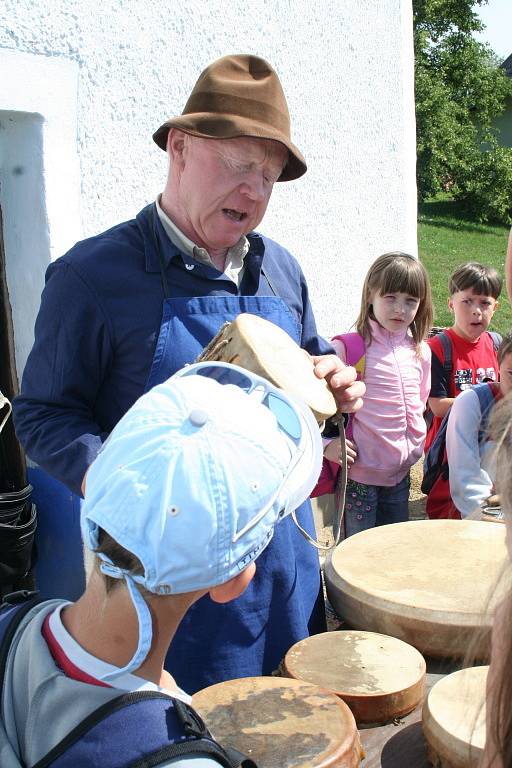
{"left": 240, "top": 171, "right": 266, "bottom": 201}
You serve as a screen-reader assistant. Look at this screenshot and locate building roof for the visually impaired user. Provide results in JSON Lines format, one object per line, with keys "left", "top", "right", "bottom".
{"left": 501, "top": 53, "right": 512, "bottom": 77}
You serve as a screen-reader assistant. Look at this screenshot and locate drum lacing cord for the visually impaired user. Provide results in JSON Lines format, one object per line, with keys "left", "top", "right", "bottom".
{"left": 291, "top": 415, "right": 347, "bottom": 550}
{"left": 333, "top": 416, "right": 348, "bottom": 547}
{"left": 196, "top": 323, "right": 231, "bottom": 362}
{"left": 0, "top": 391, "right": 12, "bottom": 435}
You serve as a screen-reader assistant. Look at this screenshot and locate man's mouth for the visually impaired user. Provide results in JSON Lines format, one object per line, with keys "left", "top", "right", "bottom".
{"left": 223, "top": 208, "right": 247, "bottom": 222}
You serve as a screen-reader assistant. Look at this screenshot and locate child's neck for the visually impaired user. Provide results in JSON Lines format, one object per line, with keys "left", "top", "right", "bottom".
{"left": 450, "top": 324, "right": 485, "bottom": 343}
{"left": 61, "top": 575, "right": 191, "bottom": 689}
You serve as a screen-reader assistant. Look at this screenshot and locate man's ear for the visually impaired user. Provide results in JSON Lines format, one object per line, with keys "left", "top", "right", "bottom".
{"left": 167, "top": 128, "right": 186, "bottom": 165}
{"left": 209, "top": 563, "right": 256, "bottom": 604}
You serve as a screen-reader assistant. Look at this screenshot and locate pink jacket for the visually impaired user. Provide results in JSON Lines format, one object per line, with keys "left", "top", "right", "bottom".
{"left": 333, "top": 319, "right": 431, "bottom": 487}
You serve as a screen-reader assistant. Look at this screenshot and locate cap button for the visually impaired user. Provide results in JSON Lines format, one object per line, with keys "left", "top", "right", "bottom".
{"left": 189, "top": 408, "right": 209, "bottom": 427}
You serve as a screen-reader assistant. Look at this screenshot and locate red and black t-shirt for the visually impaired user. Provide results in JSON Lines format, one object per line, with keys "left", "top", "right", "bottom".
{"left": 425, "top": 328, "right": 499, "bottom": 450}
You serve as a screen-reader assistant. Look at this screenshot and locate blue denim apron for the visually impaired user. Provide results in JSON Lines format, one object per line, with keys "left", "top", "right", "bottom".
{"left": 147, "top": 216, "right": 326, "bottom": 693}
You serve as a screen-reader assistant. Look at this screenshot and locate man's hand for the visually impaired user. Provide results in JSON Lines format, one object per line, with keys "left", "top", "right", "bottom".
{"left": 312, "top": 355, "right": 365, "bottom": 413}
{"left": 323, "top": 437, "right": 358, "bottom": 467}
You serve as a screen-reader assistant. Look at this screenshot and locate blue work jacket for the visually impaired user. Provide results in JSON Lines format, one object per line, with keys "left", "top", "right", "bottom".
{"left": 14, "top": 204, "right": 332, "bottom": 496}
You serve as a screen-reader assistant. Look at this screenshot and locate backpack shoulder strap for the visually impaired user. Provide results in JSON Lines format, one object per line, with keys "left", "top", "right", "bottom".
{"left": 0, "top": 591, "right": 45, "bottom": 692}
{"left": 421, "top": 405, "right": 452, "bottom": 494}
{"left": 33, "top": 691, "right": 257, "bottom": 768}
{"left": 437, "top": 331, "right": 453, "bottom": 380}
{"left": 332, "top": 332, "right": 366, "bottom": 378}
{"left": 474, "top": 383, "right": 497, "bottom": 443}
{"left": 488, "top": 331, "right": 502, "bottom": 351}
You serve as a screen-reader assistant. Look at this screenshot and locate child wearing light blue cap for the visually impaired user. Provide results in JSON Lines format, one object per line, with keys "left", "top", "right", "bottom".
{"left": 0, "top": 363, "right": 322, "bottom": 768}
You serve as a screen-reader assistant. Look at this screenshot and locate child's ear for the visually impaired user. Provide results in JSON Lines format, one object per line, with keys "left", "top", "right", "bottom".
{"left": 209, "top": 563, "right": 256, "bottom": 604}
{"left": 447, "top": 297, "right": 454, "bottom": 312}
{"left": 493, "top": 300, "right": 499, "bottom": 312}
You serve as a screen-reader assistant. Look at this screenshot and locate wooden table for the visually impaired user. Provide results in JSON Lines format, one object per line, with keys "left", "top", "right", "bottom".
{"left": 358, "top": 659, "right": 460, "bottom": 767}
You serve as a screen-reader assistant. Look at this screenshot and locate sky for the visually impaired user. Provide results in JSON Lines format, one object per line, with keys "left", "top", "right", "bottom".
{"left": 473, "top": 0, "right": 512, "bottom": 62}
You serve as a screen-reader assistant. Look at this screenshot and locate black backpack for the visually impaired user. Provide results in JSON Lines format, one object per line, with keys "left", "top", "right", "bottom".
{"left": 422, "top": 383, "right": 496, "bottom": 495}
{"left": 0, "top": 591, "right": 257, "bottom": 768}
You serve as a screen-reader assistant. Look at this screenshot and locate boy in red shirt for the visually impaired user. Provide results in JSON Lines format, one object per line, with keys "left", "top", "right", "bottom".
{"left": 426, "top": 262, "right": 502, "bottom": 453}
{"left": 424, "top": 263, "right": 501, "bottom": 519}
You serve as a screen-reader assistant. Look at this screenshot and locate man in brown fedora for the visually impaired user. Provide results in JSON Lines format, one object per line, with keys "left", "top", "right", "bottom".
{"left": 14, "top": 54, "right": 364, "bottom": 693}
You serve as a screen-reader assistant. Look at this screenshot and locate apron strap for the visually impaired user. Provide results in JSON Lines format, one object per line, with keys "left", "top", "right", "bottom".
{"left": 152, "top": 207, "right": 171, "bottom": 300}
{"left": 260, "top": 265, "right": 278, "bottom": 296}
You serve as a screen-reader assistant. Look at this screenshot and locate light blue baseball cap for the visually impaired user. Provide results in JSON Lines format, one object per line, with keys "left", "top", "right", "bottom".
{"left": 81, "top": 364, "right": 323, "bottom": 680}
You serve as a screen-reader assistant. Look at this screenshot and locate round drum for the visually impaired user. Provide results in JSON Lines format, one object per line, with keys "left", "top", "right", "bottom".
{"left": 192, "top": 676, "right": 363, "bottom": 767}
{"left": 422, "top": 666, "right": 487, "bottom": 768}
{"left": 284, "top": 630, "right": 426, "bottom": 724}
{"left": 197, "top": 313, "right": 337, "bottom": 422}
{"left": 324, "top": 520, "right": 510, "bottom": 659}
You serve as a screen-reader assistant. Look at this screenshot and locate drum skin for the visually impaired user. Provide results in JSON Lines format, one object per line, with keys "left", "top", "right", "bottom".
{"left": 325, "top": 520, "right": 509, "bottom": 659}
{"left": 192, "top": 676, "right": 363, "bottom": 767}
{"left": 198, "top": 313, "right": 337, "bottom": 422}
{"left": 284, "top": 630, "right": 426, "bottom": 724}
{"left": 422, "top": 666, "right": 487, "bottom": 768}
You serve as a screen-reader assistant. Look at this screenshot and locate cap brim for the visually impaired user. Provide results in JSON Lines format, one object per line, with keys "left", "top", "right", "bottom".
{"left": 152, "top": 115, "right": 307, "bottom": 182}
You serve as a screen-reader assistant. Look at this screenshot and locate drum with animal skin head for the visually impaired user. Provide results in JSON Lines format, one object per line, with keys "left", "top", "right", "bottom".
{"left": 192, "top": 676, "right": 364, "bottom": 767}
{"left": 324, "top": 520, "right": 510, "bottom": 659}
{"left": 284, "top": 630, "right": 426, "bottom": 725}
{"left": 422, "top": 666, "right": 487, "bottom": 768}
{"left": 197, "top": 313, "right": 337, "bottom": 423}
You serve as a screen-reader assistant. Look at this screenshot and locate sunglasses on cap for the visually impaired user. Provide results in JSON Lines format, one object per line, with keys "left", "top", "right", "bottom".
{"left": 173, "top": 361, "right": 304, "bottom": 442}
{"left": 171, "top": 361, "right": 335, "bottom": 549}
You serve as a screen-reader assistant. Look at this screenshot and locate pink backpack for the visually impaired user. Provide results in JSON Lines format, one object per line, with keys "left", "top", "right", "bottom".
{"left": 311, "top": 333, "right": 366, "bottom": 497}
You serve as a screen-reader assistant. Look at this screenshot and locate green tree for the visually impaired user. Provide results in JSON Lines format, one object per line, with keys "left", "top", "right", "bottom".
{"left": 414, "top": 0, "right": 512, "bottom": 222}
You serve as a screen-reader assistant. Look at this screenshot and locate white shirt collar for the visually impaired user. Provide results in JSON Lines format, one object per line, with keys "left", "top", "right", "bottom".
{"left": 48, "top": 604, "right": 191, "bottom": 704}
{"left": 155, "top": 196, "right": 249, "bottom": 285}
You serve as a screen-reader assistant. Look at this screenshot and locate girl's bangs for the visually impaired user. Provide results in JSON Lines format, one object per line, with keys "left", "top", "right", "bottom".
{"left": 377, "top": 260, "right": 426, "bottom": 299}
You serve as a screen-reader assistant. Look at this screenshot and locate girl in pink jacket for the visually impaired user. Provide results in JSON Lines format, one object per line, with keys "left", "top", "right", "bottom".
{"left": 322, "top": 252, "right": 433, "bottom": 537}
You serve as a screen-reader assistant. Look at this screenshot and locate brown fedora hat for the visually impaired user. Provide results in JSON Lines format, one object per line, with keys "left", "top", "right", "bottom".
{"left": 153, "top": 54, "right": 306, "bottom": 182}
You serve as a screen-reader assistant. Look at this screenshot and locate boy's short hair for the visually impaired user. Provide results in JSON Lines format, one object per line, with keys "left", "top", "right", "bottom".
{"left": 449, "top": 262, "right": 502, "bottom": 299}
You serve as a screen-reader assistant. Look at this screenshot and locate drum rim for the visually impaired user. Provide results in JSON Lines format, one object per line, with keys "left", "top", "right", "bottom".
{"left": 284, "top": 629, "right": 426, "bottom": 699}
{"left": 422, "top": 666, "right": 488, "bottom": 761}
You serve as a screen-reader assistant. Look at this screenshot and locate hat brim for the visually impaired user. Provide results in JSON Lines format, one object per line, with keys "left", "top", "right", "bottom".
{"left": 153, "top": 114, "right": 307, "bottom": 182}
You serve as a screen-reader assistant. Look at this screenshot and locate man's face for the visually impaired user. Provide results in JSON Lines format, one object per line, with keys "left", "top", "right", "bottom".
{"left": 448, "top": 288, "right": 498, "bottom": 342}
{"left": 172, "top": 134, "right": 288, "bottom": 253}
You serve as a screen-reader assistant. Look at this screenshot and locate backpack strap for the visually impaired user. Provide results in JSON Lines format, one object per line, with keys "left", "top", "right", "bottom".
{"left": 422, "top": 382, "right": 498, "bottom": 496}
{"left": 437, "top": 331, "right": 453, "bottom": 386}
{"left": 474, "top": 383, "right": 497, "bottom": 442}
{"left": 332, "top": 333, "right": 366, "bottom": 378}
{"left": 32, "top": 691, "right": 257, "bottom": 768}
{"left": 0, "top": 590, "right": 45, "bottom": 693}
{"left": 489, "top": 331, "right": 502, "bottom": 351}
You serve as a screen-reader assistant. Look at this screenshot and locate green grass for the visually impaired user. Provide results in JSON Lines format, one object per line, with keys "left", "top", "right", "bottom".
{"left": 418, "top": 197, "right": 511, "bottom": 336}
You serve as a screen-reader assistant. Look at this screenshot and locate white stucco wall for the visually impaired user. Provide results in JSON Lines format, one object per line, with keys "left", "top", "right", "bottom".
{"left": 0, "top": 0, "right": 416, "bottom": 377}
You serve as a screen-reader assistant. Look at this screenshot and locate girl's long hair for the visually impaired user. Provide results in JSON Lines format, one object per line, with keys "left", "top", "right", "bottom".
{"left": 355, "top": 252, "right": 433, "bottom": 349}
{"left": 485, "top": 394, "right": 512, "bottom": 768}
